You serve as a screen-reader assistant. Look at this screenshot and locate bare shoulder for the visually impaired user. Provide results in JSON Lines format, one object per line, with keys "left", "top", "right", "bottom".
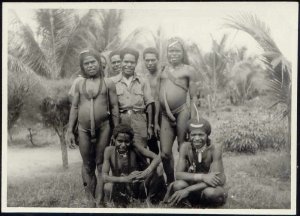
{"left": 104, "top": 146, "right": 115, "bottom": 157}
{"left": 105, "top": 78, "right": 116, "bottom": 89}
{"left": 75, "top": 78, "right": 85, "bottom": 92}
{"left": 109, "top": 73, "right": 121, "bottom": 84}
{"left": 209, "top": 143, "right": 223, "bottom": 159}
{"left": 179, "top": 142, "right": 192, "bottom": 154}
{"left": 184, "top": 64, "right": 196, "bottom": 73}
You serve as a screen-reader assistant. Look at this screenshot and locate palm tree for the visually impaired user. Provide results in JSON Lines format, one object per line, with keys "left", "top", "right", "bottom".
{"left": 226, "top": 47, "right": 266, "bottom": 105}
{"left": 8, "top": 9, "right": 124, "bottom": 168}
{"left": 187, "top": 34, "right": 229, "bottom": 113}
{"left": 224, "top": 13, "right": 292, "bottom": 148}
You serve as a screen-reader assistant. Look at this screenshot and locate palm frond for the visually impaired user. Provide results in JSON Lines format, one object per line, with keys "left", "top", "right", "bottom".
{"left": 53, "top": 9, "right": 94, "bottom": 77}
{"left": 224, "top": 12, "right": 291, "bottom": 115}
{"left": 9, "top": 10, "right": 51, "bottom": 78}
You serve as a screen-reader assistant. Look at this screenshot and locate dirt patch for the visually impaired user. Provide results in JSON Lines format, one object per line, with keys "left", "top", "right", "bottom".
{"left": 7, "top": 145, "right": 82, "bottom": 181}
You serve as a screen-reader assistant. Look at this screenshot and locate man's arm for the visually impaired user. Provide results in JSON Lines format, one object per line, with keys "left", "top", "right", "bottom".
{"left": 134, "top": 143, "right": 161, "bottom": 180}
{"left": 102, "top": 147, "right": 138, "bottom": 183}
{"left": 67, "top": 82, "right": 80, "bottom": 148}
{"left": 176, "top": 143, "right": 223, "bottom": 187}
{"left": 154, "top": 74, "right": 161, "bottom": 139}
{"left": 107, "top": 79, "right": 120, "bottom": 127}
{"left": 188, "top": 66, "right": 199, "bottom": 120}
{"left": 146, "top": 102, "right": 154, "bottom": 139}
{"left": 175, "top": 143, "right": 206, "bottom": 183}
{"left": 209, "top": 144, "right": 226, "bottom": 186}
{"left": 143, "top": 79, "right": 154, "bottom": 138}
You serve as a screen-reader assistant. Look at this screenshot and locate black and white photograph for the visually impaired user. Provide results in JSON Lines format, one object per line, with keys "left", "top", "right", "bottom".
{"left": 2, "top": 2, "right": 298, "bottom": 214}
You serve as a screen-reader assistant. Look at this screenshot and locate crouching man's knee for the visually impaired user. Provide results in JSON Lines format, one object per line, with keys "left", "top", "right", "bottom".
{"left": 104, "top": 183, "right": 113, "bottom": 202}
{"left": 172, "top": 180, "right": 189, "bottom": 192}
{"left": 161, "top": 152, "right": 172, "bottom": 161}
{"left": 202, "top": 187, "right": 227, "bottom": 206}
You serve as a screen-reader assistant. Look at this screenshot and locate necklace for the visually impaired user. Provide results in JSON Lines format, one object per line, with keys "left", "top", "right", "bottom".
{"left": 192, "top": 144, "right": 207, "bottom": 163}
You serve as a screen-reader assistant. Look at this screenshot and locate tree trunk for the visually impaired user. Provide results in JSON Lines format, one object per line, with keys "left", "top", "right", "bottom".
{"left": 207, "top": 94, "right": 212, "bottom": 116}
{"left": 59, "top": 134, "right": 69, "bottom": 169}
{"left": 8, "top": 130, "right": 13, "bottom": 144}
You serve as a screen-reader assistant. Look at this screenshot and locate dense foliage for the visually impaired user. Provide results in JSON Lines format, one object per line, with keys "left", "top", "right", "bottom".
{"left": 217, "top": 111, "right": 288, "bottom": 154}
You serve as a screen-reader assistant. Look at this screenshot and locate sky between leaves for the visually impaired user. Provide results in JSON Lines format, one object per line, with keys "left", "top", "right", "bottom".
{"left": 7, "top": 2, "right": 298, "bottom": 63}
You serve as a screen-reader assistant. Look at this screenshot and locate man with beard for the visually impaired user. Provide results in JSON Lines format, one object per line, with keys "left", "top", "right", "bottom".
{"left": 143, "top": 47, "right": 160, "bottom": 154}
{"left": 102, "top": 123, "right": 166, "bottom": 207}
{"left": 155, "top": 37, "right": 198, "bottom": 185}
{"left": 67, "top": 50, "right": 119, "bottom": 207}
{"left": 164, "top": 118, "right": 227, "bottom": 207}
{"left": 108, "top": 50, "right": 122, "bottom": 78}
{"left": 111, "top": 48, "right": 154, "bottom": 150}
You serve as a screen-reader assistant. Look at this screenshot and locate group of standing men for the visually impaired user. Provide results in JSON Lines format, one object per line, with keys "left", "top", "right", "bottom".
{"left": 67, "top": 37, "right": 227, "bottom": 208}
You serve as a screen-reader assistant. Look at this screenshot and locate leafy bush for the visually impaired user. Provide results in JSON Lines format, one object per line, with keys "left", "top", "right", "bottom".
{"left": 8, "top": 73, "right": 32, "bottom": 141}
{"left": 39, "top": 79, "right": 73, "bottom": 169}
{"left": 216, "top": 111, "right": 288, "bottom": 154}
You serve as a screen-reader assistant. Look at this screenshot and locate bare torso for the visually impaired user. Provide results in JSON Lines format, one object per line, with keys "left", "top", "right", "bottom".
{"left": 159, "top": 64, "right": 192, "bottom": 111}
{"left": 108, "top": 146, "right": 139, "bottom": 176}
{"left": 77, "top": 77, "right": 110, "bottom": 129}
{"left": 184, "top": 143, "right": 214, "bottom": 174}
{"left": 147, "top": 73, "right": 158, "bottom": 98}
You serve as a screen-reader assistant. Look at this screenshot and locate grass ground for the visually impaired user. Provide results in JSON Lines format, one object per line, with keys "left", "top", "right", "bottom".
{"left": 5, "top": 96, "right": 291, "bottom": 209}
{"left": 6, "top": 145, "right": 290, "bottom": 208}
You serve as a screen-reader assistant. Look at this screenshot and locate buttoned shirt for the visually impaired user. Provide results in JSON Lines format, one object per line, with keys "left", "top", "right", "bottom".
{"left": 110, "top": 73, "right": 154, "bottom": 112}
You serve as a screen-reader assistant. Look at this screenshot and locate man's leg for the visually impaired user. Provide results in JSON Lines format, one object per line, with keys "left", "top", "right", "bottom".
{"left": 147, "top": 136, "right": 160, "bottom": 154}
{"left": 201, "top": 186, "right": 227, "bottom": 206}
{"left": 95, "top": 121, "right": 111, "bottom": 206}
{"left": 146, "top": 170, "right": 167, "bottom": 204}
{"left": 164, "top": 180, "right": 191, "bottom": 207}
{"left": 176, "top": 107, "right": 190, "bottom": 148}
{"left": 103, "top": 182, "right": 113, "bottom": 203}
{"left": 111, "top": 182, "right": 131, "bottom": 207}
{"left": 78, "top": 129, "right": 96, "bottom": 207}
{"left": 131, "top": 113, "right": 148, "bottom": 148}
{"left": 160, "top": 114, "right": 176, "bottom": 184}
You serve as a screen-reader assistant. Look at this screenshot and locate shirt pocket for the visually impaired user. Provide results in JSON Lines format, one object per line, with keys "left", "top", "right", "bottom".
{"left": 116, "top": 85, "right": 127, "bottom": 108}
{"left": 132, "top": 86, "right": 144, "bottom": 107}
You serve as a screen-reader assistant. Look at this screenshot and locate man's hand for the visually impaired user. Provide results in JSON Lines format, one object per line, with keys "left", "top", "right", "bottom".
{"left": 136, "top": 168, "right": 153, "bottom": 180}
{"left": 154, "top": 123, "right": 160, "bottom": 139}
{"left": 147, "top": 127, "right": 154, "bottom": 140}
{"left": 202, "top": 172, "right": 222, "bottom": 187}
{"left": 168, "top": 189, "right": 189, "bottom": 206}
{"left": 67, "top": 130, "right": 76, "bottom": 149}
{"left": 122, "top": 171, "right": 143, "bottom": 183}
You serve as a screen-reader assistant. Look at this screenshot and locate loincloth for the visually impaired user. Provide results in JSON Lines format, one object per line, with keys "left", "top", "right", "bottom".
{"left": 78, "top": 118, "right": 109, "bottom": 133}
{"left": 162, "top": 103, "right": 188, "bottom": 116}
{"left": 162, "top": 103, "right": 188, "bottom": 126}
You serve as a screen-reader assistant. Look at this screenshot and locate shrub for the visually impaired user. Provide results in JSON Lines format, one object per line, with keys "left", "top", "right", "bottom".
{"left": 217, "top": 111, "right": 288, "bottom": 154}
{"left": 39, "top": 79, "right": 73, "bottom": 169}
{"left": 8, "top": 73, "right": 32, "bottom": 141}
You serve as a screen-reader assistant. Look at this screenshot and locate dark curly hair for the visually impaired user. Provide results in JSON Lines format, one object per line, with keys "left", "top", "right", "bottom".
{"left": 109, "top": 50, "right": 121, "bottom": 61}
{"left": 143, "top": 47, "right": 159, "bottom": 60}
{"left": 112, "top": 123, "right": 134, "bottom": 141}
{"left": 79, "top": 49, "right": 103, "bottom": 78}
{"left": 120, "top": 48, "right": 139, "bottom": 62}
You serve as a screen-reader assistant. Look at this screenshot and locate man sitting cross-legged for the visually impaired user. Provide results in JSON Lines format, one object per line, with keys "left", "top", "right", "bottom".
{"left": 102, "top": 123, "right": 166, "bottom": 207}
{"left": 164, "top": 118, "right": 227, "bottom": 207}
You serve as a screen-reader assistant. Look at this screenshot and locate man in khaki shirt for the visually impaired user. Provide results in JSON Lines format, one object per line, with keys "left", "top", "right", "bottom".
{"left": 111, "top": 48, "right": 154, "bottom": 149}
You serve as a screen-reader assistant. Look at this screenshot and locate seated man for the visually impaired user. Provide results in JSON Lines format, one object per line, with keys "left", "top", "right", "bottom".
{"left": 102, "top": 123, "right": 166, "bottom": 207}
{"left": 164, "top": 117, "right": 227, "bottom": 207}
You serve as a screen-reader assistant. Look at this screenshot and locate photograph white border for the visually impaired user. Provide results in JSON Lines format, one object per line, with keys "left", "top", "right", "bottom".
{"left": 2, "top": 2, "right": 298, "bottom": 214}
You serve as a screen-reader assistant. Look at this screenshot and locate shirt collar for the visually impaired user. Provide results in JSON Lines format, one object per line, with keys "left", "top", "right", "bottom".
{"left": 118, "top": 73, "right": 140, "bottom": 83}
